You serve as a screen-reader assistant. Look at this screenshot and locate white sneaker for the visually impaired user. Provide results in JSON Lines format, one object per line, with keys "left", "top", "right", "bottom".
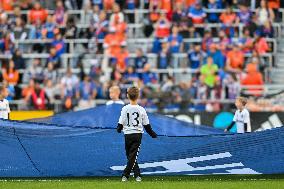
{"left": 121, "top": 176, "right": 128, "bottom": 182}
{"left": 135, "top": 176, "right": 142, "bottom": 182}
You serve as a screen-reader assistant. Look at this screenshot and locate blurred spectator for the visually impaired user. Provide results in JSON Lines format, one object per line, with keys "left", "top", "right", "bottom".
{"left": 207, "top": 43, "right": 224, "bottom": 69}
{"left": 256, "top": 0, "right": 275, "bottom": 26}
{"left": 168, "top": 26, "right": 183, "bottom": 53}
{"left": 239, "top": 28, "right": 254, "bottom": 53}
{"left": 110, "top": 3, "right": 124, "bottom": 25}
{"left": 112, "top": 44, "right": 129, "bottom": 73}
{"left": 0, "top": 0, "right": 14, "bottom": 11}
{"left": 207, "top": 0, "right": 221, "bottom": 23}
{"left": 51, "top": 33, "right": 66, "bottom": 58}
{"left": 42, "top": 15, "right": 58, "bottom": 39}
{"left": 253, "top": 31, "right": 269, "bottom": 55}
{"left": 172, "top": 2, "right": 187, "bottom": 24}
{"left": 187, "top": 2, "right": 206, "bottom": 35}
{"left": 188, "top": 43, "right": 206, "bottom": 69}
{"left": 22, "top": 79, "right": 35, "bottom": 103}
{"left": 43, "top": 62, "right": 58, "bottom": 83}
{"left": 224, "top": 73, "right": 240, "bottom": 99}
{"left": 28, "top": 2, "right": 48, "bottom": 25}
{"left": 2, "top": 59, "right": 19, "bottom": 86}
{"left": 123, "top": 66, "right": 139, "bottom": 84}
{"left": 140, "top": 63, "right": 158, "bottom": 85}
{"left": 65, "top": 18, "right": 77, "bottom": 39}
{"left": 149, "top": 0, "right": 161, "bottom": 23}
{"left": 24, "top": 58, "right": 44, "bottom": 83}
{"left": 47, "top": 47, "right": 61, "bottom": 69}
{"left": 261, "top": 20, "right": 274, "bottom": 38}
{"left": 10, "top": 17, "right": 28, "bottom": 41}
{"left": 44, "top": 79, "right": 59, "bottom": 105}
{"left": 76, "top": 75, "right": 97, "bottom": 101}
{"left": 202, "top": 30, "right": 213, "bottom": 51}
{"left": 226, "top": 44, "right": 245, "bottom": 73}
{"left": 12, "top": 49, "right": 25, "bottom": 69}
{"left": 241, "top": 63, "right": 264, "bottom": 96}
{"left": 103, "top": 0, "right": 115, "bottom": 11}
{"left": 54, "top": 0, "right": 68, "bottom": 26}
{"left": 219, "top": 6, "right": 236, "bottom": 37}
{"left": 217, "top": 30, "right": 232, "bottom": 56}
{"left": 60, "top": 67, "right": 79, "bottom": 100}
{"left": 236, "top": 4, "right": 252, "bottom": 25}
{"left": 200, "top": 56, "right": 218, "bottom": 88}
{"left": 157, "top": 42, "right": 171, "bottom": 81}
{"left": 29, "top": 81, "right": 50, "bottom": 110}
{"left": 134, "top": 48, "right": 148, "bottom": 70}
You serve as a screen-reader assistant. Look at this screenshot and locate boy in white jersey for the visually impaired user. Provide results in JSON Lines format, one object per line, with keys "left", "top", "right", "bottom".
{"left": 0, "top": 86, "right": 10, "bottom": 120}
{"left": 225, "top": 97, "right": 251, "bottom": 133}
{"left": 117, "top": 86, "right": 157, "bottom": 182}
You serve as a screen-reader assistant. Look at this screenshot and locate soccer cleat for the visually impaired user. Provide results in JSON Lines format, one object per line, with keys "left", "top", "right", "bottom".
{"left": 121, "top": 176, "right": 128, "bottom": 182}
{"left": 135, "top": 176, "right": 142, "bottom": 182}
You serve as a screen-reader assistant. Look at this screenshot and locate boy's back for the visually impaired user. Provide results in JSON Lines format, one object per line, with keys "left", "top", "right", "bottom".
{"left": 119, "top": 104, "right": 149, "bottom": 134}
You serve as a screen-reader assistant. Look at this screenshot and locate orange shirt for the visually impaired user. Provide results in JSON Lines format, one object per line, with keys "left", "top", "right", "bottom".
{"left": 161, "top": 0, "right": 171, "bottom": 13}
{"left": 219, "top": 13, "right": 236, "bottom": 25}
{"left": 104, "top": 33, "right": 124, "bottom": 56}
{"left": 227, "top": 50, "right": 244, "bottom": 69}
{"left": 241, "top": 64, "right": 264, "bottom": 96}
{"left": 2, "top": 69, "right": 19, "bottom": 85}
{"left": 186, "top": 0, "right": 196, "bottom": 7}
{"left": 268, "top": 0, "right": 280, "bottom": 9}
{"left": 254, "top": 38, "right": 269, "bottom": 55}
{"left": 114, "top": 50, "right": 129, "bottom": 72}
{"left": 29, "top": 9, "right": 48, "bottom": 24}
{"left": 0, "top": 0, "right": 14, "bottom": 11}
{"left": 112, "top": 22, "right": 127, "bottom": 40}
{"left": 104, "top": 0, "right": 114, "bottom": 10}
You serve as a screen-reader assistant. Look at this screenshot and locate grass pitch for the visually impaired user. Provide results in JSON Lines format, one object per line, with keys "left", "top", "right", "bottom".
{"left": 1, "top": 175, "right": 284, "bottom": 189}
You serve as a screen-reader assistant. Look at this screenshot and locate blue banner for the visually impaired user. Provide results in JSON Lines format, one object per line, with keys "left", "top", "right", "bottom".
{"left": 0, "top": 118, "right": 283, "bottom": 177}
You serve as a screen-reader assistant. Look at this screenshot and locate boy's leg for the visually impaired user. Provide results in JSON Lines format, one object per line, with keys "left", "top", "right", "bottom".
{"left": 123, "top": 133, "right": 142, "bottom": 177}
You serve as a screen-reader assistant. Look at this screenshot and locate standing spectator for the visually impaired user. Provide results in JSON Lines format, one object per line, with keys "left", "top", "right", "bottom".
{"left": 29, "top": 81, "right": 50, "bottom": 110}
{"left": 200, "top": 57, "right": 218, "bottom": 88}
{"left": 256, "top": 0, "right": 274, "bottom": 26}
{"left": 28, "top": 2, "right": 48, "bottom": 24}
{"left": 241, "top": 63, "right": 264, "bottom": 96}
{"left": 226, "top": 44, "right": 245, "bottom": 73}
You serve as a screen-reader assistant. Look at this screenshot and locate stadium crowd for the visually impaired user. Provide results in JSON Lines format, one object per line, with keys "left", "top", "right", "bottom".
{"left": 0, "top": 0, "right": 283, "bottom": 112}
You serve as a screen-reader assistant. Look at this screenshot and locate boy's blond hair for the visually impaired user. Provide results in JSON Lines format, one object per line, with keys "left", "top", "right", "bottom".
{"left": 236, "top": 97, "right": 247, "bottom": 106}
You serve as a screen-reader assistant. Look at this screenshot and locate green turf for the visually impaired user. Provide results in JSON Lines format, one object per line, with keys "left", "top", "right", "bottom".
{"left": 1, "top": 176, "right": 284, "bottom": 189}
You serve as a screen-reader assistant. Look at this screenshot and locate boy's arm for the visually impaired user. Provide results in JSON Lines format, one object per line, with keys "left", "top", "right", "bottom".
{"left": 117, "top": 108, "right": 125, "bottom": 133}
{"left": 144, "top": 124, "right": 157, "bottom": 138}
{"left": 225, "top": 121, "right": 235, "bottom": 132}
{"left": 143, "top": 110, "right": 157, "bottom": 138}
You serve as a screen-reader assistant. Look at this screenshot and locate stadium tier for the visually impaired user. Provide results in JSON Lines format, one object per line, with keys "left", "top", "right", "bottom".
{"left": 0, "top": 0, "right": 283, "bottom": 112}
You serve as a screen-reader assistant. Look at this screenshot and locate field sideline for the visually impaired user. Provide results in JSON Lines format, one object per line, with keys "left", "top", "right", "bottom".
{"left": 0, "top": 175, "right": 284, "bottom": 189}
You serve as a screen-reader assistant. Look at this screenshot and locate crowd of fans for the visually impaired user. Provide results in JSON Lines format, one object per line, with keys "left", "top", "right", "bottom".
{"left": 0, "top": 0, "right": 283, "bottom": 112}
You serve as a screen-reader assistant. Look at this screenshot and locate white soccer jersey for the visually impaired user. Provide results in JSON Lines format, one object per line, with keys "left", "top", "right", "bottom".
{"left": 233, "top": 108, "right": 251, "bottom": 133}
{"left": 0, "top": 99, "right": 10, "bottom": 119}
{"left": 106, "top": 100, "right": 125, "bottom": 105}
{"left": 118, "top": 104, "right": 150, "bottom": 135}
